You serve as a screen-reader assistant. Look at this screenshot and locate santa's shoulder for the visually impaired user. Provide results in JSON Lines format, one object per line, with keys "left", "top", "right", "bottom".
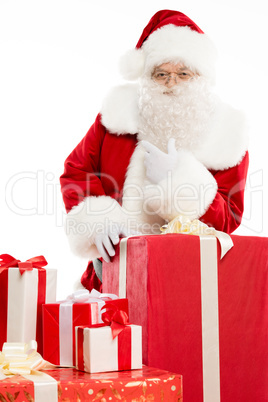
{"left": 195, "top": 97, "right": 249, "bottom": 170}
{"left": 100, "top": 83, "right": 140, "bottom": 135}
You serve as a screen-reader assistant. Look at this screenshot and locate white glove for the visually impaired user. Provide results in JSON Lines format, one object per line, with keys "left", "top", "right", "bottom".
{"left": 142, "top": 138, "right": 178, "bottom": 184}
{"left": 94, "top": 222, "right": 138, "bottom": 263}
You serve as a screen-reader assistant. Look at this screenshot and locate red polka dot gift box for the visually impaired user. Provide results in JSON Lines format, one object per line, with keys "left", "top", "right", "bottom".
{"left": 0, "top": 366, "right": 183, "bottom": 401}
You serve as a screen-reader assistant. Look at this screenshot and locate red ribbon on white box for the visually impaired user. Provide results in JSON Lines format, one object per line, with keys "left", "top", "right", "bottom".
{"left": 76, "top": 323, "right": 142, "bottom": 373}
{"left": 59, "top": 289, "right": 118, "bottom": 366}
{"left": 119, "top": 233, "right": 233, "bottom": 402}
{"left": 0, "top": 265, "right": 56, "bottom": 353}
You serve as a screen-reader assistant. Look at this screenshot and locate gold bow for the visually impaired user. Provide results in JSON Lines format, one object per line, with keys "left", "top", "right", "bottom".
{"left": 161, "top": 215, "right": 233, "bottom": 259}
{"left": 161, "top": 215, "right": 216, "bottom": 236}
{"left": 0, "top": 340, "right": 46, "bottom": 375}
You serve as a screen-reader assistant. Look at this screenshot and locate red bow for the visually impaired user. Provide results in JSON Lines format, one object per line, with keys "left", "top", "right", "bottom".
{"left": 0, "top": 254, "right": 47, "bottom": 275}
{"left": 101, "top": 303, "right": 129, "bottom": 339}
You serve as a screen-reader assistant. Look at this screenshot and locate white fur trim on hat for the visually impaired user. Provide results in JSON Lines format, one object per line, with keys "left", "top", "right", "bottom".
{"left": 120, "top": 25, "right": 217, "bottom": 83}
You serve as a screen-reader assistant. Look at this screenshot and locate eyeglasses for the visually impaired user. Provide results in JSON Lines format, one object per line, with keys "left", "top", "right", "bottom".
{"left": 152, "top": 69, "right": 196, "bottom": 84}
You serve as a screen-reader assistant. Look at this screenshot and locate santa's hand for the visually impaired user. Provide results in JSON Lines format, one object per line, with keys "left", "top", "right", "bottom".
{"left": 94, "top": 223, "right": 138, "bottom": 263}
{"left": 142, "top": 138, "right": 178, "bottom": 184}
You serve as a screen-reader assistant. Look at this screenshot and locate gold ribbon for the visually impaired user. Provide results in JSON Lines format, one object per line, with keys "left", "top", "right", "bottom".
{"left": 161, "top": 215, "right": 234, "bottom": 259}
{"left": 0, "top": 340, "right": 46, "bottom": 375}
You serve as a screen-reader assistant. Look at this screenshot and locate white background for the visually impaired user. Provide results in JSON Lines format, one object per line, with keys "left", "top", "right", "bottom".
{"left": 0, "top": 0, "right": 267, "bottom": 299}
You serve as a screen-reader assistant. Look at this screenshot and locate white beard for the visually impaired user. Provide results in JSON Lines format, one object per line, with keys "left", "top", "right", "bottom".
{"left": 137, "top": 76, "right": 216, "bottom": 152}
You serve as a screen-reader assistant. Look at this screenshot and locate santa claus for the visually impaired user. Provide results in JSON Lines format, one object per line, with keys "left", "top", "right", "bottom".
{"left": 60, "top": 10, "right": 249, "bottom": 290}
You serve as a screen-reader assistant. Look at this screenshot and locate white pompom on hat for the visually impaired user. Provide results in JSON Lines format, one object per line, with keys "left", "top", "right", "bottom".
{"left": 119, "top": 10, "right": 217, "bottom": 83}
{"left": 119, "top": 48, "right": 145, "bottom": 81}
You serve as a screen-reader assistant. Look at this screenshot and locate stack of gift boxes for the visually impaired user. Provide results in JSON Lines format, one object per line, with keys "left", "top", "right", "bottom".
{"left": 1, "top": 232, "right": 268, "bottom": 401}
{"left": 0, "top": 253, "right": 183, "bottom": 401}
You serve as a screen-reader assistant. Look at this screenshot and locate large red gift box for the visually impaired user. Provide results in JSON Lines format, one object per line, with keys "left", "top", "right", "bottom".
{"left": 0, "top": 366, "right": 183, "bottom": 401}
{"left": 102, "top": 234, "right": 268, "bottom": 402}
{"left": 43, "top": 295, "right": 128, "bottom": 367}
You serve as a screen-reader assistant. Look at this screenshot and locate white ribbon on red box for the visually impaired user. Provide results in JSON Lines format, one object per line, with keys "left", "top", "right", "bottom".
{"left": 0, "top": 341, "right": 58, "bottom": 402}
{"left": 119, "top": 232, "right": 233, "bottom": 402}
{"left": 199, "top": 235, "right": 221, "bottom": 402}
{"left": 59, "top": 289, "right": 118, "bottom": 366}
{"left": 0, "top": 370, "right": 58, "bottom": 402}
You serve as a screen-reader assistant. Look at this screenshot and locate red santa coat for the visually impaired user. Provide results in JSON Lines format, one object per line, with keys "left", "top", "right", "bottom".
{"left": 60, "top": 83, "right": 249, "bottom": 289}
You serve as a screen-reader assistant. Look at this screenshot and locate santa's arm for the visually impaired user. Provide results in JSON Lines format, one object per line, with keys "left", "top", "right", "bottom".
{"left": 60, "top": 114, "right": 106, "bottom": 212}
{"left": 143, "top": 149, "right": 249, "bottom": 234}
{"left": 60, "top": 114, "right": 126, "bottom": 260}
{"left": 200, "top": 152, "right": 249, "bottom": 232}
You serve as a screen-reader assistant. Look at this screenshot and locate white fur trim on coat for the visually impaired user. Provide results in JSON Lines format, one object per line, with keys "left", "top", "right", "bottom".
{"left": 101, "top": 84, "right": 139, "bottom": 135}
{"left": 100, "top": 83, "right": 248, "bottom": 171}
{"left": 65, "top": 196, "right": 126, "bottom": 260}
{"left": 122, "top": 142, "right": 166, "bottom": 234}
{"left": 143, "top": 149, "right": 218, "bottom": 221}
{"left": 194, "top": 101, "right": 249, "bottom": 170}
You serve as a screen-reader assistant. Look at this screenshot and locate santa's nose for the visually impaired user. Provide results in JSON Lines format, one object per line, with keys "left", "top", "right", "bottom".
{"left": 164, "top": 76, "right": 178, "bottom": 88}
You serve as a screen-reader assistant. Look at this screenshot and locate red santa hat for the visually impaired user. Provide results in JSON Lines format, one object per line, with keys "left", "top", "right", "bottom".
{"left": 119, "top": 10, "right": 217, "bottom": 83}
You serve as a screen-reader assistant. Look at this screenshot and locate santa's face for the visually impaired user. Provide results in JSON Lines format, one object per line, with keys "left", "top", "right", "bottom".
{"left": 151, "top": 62, "right": 197, "bottom": 93}
{"left": 137, "top": 62, "right": 215, "bottom": 152}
